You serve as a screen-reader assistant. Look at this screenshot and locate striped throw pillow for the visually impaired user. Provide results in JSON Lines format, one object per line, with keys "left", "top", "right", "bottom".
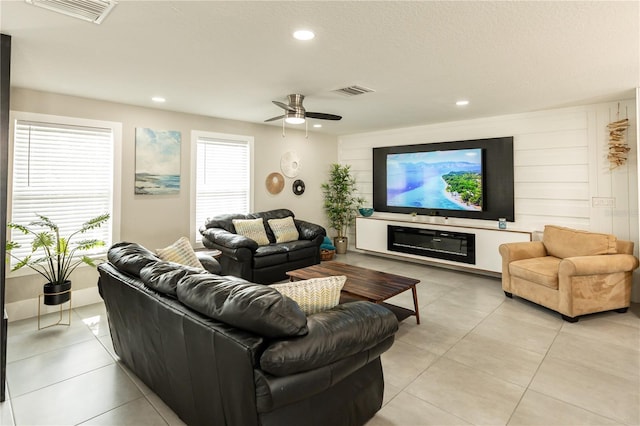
{"left": 268, "top": 216, "right": 299, "bottom": 243}
{"left": 270, "top": 276, "right": 346, "bottom": 315}
{"left": 233, "top": 218, "right": 270, "bottom": 246}
{"left": 156, "top": 237, "right": 204, "bottom": 269}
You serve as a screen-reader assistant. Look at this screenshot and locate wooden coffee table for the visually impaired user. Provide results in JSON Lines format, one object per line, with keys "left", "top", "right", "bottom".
{"left": 286, "top": 261, "right": 420, "bottom": 324}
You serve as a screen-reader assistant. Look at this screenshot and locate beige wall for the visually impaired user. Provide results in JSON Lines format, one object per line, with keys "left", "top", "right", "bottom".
{"left": 7, "top": 87, "right": 338, "bottom": 304}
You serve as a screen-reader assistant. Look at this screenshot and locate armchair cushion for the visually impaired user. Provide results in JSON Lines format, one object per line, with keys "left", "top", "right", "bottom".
{"left": 543, "top": 225, "right": 617, "bottom": 258}
{"left": 509, "top": 256, "right": 561, "bottom": 289}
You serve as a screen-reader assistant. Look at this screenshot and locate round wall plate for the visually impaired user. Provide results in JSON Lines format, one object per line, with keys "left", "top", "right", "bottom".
{"left": 292, "top": 179, "right": 305, "bottom": 195}
{"left": 266, "top": 172, "right": 285, "bottom": 194}
{"left": 280, "top": 151, "right": 301, "bottom": 178}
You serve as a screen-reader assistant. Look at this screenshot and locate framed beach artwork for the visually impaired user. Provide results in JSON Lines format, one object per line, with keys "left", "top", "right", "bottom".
{"left": 135, "top": 128, "right": 181, "bottom": 195}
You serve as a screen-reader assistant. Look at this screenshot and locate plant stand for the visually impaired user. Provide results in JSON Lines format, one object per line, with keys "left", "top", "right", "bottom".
{"left": 38, "top": 289, "right": 72, "bottom": 330}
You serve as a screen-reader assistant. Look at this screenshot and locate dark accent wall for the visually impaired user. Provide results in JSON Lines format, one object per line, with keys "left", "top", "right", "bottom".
{"left": 0, "top": 33, "right": 11, "bottom": 402}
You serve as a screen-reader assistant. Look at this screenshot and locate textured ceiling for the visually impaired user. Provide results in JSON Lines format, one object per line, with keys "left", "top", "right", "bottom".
{"left": 1, "top": 1, "right": 638, "bottom": 135}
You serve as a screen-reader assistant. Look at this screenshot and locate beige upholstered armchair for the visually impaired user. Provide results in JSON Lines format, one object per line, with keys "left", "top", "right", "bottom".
{"left": 499, "top": 225, "right": 639, "bottom": 322}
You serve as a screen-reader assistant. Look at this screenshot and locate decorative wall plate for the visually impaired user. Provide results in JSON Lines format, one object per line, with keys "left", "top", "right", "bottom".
{"left": 265, "top": 172, "right": 285, "bottom": 194}
{"left": 292, "top": 179, "right": 305, "bottom": 195}
{"left": 280, "top": 151, "right": 301, "bottom": 178}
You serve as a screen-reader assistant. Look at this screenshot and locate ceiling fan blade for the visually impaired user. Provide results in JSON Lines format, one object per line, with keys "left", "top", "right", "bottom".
{"left": 264, "top": 115, "right": 285, "bottom": 122}
{"left": 306, "top": 112, "right": 342, "bottom": 121}
{"left": 272, "top": 100, "right": 296, "bottom": 112}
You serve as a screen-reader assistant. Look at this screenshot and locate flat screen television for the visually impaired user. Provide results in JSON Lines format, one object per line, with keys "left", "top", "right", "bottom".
{"left": 387, "top": 147, "right": 484, "bottom": 211}
{"left": 373, "top": 137, "right": 514, "bottom": 221}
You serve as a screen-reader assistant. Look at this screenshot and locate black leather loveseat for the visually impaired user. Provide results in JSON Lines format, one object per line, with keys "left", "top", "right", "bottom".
{"left": 98, "top": 242, "right": 398, "bottom": 426}
{"left": 199, "top": 208, "right": 326, "bottom": 283}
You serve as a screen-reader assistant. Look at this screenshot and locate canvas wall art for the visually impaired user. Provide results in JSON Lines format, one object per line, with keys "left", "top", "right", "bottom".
{"left": 135, "top": 128, "right": 181, "bottom": 195}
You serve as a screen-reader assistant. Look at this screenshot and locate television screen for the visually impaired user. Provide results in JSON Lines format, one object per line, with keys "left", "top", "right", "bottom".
{"left": 386, "top": 148, "right": 483, "bottom": 211}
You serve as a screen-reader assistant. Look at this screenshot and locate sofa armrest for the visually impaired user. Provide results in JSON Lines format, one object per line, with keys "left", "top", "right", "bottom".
{"left": 259, "top": 301, "right": 398, "bottom": 376}
{"left": 559, "top": 254, "right": 640, "bottom": 276}
{"left": 499, "top": 241, "right": 547, "bottom": 262}
{"left": 201, "top": 227, "right": 258, "bottom": 251}
{"left": 294, "top": 219, "right": 326, "bottom": 241}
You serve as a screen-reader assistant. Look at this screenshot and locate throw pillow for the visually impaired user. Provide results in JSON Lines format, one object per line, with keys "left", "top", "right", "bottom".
{"left": 270, "top": 275, "right": 346, "bottom": 315}
{"left": 268, "top": 216, "right": 300, "bottom": 243}
{"left": 156, "top": 237, "right": 204, "bottom": 269}
{"left": 232, "top": 218, "right": 270, "bottom": 246}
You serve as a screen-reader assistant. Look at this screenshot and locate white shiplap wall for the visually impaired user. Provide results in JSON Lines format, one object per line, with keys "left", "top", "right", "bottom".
{"left": 339, "top": 100, "right": 639, "bottom": 299}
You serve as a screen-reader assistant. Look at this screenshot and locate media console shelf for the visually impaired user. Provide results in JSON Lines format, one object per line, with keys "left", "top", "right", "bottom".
{"left": 355, "top": 217, "right": 532, "bottom": 274}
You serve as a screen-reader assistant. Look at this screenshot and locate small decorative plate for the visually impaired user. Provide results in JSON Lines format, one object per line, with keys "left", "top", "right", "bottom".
{"left": 292, "top": 179, "right": 305, "bottom": 195}
{"left": 280, "top": 151, "right": 301, "bottom": 178}
{"left": 266, "top": 172, "right": 285, "bottom": 194}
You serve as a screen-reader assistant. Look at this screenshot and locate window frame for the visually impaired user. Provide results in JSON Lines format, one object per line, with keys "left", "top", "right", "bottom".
{"left": 7, "top": 111, "right": 122, "bottom": 277}
{"left": 190, "top": 130, "right": 254, "bottom": 246}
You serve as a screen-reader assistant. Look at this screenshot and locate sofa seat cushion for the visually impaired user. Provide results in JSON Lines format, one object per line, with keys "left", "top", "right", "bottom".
{"left": 509, "top": 256, "right": 562, "bottom": 289}
{"left": 277, "top": 240, "right": 317, "bottom": 261}
{"left": 543, "top": 225, "right": 617, "bottom": 258}
{"left": 260, "top": 302, "right": 398, "bottom": 376}
{"left": 177, "top": 273, "right": 308, "bottom": 338}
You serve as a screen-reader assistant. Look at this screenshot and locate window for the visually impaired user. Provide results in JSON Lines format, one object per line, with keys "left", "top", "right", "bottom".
{"left": 9, "top": 112, "right": 121, "bottom": 269}
{"left": 191, "top": 131, "right": 253, "bottom": 243}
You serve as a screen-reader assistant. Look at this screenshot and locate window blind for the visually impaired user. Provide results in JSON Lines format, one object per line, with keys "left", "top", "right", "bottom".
{"left": 195, "top": 137, "right": 250, "bottom": 241}
{"left": 10, "top": 120, "right": 114, "bottom": 266}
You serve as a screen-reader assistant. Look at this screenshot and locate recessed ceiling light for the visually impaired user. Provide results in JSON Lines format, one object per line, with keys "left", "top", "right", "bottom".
{"left": 293, "top": 30, "right": 315, "bottom": 41}
{"left": 456, "top": 100, "right": 469, "bottom": 106}
{"left": 152, "top": 96, "right": 166, "bottom": 103}
{"left": 313, "top": 124, "right": 322, "bottom": 128}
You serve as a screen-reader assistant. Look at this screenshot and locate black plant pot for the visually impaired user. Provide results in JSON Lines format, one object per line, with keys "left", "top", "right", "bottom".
{"left": 43, "top": 281, "right": 72, "bottom": 306}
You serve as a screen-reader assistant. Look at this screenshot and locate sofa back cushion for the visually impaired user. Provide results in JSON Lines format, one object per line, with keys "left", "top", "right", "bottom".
{"left": 107, "top": 242, "right": 159, "bottom": 277}
{"left": 202, "top": 213, "right": 247, "bottom": 233}
{"left": 140, "top": 261, "right": 208, "bottom": 297}
{"left": 177, "top": 274, "right": 308, "bottom": 338}
{"left": 543, "top": 225, "right": 617, "bottom": 258}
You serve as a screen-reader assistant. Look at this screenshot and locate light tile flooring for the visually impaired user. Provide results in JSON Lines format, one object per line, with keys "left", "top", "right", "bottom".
{"left": 0, "top": 252, "right": 638, "bottom": 425}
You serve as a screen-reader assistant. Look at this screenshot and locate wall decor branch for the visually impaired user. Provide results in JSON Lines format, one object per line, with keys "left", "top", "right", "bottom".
{"left": 607, "top": 118, "right": 630, "bottom": 169}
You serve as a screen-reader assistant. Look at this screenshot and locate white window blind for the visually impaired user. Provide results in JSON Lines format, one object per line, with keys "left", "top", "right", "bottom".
{"left": 195, "top": 136, "right": 251, "bottom": 241}
{"left": 10, "top": 119, "right": 114, "bottom": 266}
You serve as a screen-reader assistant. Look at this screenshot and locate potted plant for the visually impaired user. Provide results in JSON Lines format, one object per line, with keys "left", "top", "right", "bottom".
{"left": 6, "top": 213, "right": 110, "bottom": 305}
{"left": 321, "top": 164, "right": 365, "bottom": 254}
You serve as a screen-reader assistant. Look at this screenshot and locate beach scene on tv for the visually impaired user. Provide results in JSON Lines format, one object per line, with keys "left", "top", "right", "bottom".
{"left": 387, "top": 148, "right": 483, "bottom": 211}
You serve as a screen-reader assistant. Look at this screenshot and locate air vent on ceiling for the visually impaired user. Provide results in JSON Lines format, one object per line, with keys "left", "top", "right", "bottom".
{"left": 333, "top": 85, "right": 375, "bottom": 96}
{"left": 26, "top": 0, "right": 117, "bottom": 24}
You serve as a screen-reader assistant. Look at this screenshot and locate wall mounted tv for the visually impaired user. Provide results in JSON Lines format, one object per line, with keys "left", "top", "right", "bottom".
{"left": 373, "top": 137, "right": 514, "bottom": 221}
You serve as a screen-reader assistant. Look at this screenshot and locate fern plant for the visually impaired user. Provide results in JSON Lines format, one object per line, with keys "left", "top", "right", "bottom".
{"left": 6, "top": 213, "right": 110, "bottom": 284}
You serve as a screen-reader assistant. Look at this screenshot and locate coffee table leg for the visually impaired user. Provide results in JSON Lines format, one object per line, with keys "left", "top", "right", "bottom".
{"left": 411, "top": 285, "right": 420, "bottom": 324}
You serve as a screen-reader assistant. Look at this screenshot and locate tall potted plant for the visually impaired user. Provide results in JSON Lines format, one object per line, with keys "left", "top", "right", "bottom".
{"left": 6, "top": 213, "right": 110, "bottom": 305}
{"left": 321, "top": 164, "right": 365, "bottom": 254}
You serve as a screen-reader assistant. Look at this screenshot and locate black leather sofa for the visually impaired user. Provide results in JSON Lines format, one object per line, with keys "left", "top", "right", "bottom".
{"left": 199, "top": 208, "right": 326, "bottom": 284}
{"left": 98, "top": 242, "right": 398, "bottom": 426}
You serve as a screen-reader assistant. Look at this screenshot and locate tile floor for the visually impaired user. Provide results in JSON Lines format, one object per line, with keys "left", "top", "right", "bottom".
{"left": 0, "top": 252, "right": 638, "bottom": 425}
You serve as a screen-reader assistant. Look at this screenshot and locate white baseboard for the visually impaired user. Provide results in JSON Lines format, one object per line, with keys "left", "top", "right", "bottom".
{"left": 5, "top": 286, "right": 103, "bottom": 322}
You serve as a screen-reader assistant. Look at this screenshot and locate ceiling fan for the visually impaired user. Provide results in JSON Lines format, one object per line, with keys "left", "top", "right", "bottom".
{"left": 265, "top": 94, "right": 342, "bottom": 124}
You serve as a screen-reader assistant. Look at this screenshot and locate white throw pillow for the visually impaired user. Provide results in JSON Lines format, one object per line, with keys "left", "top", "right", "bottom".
{"left": 232, "top": 218, "right": 270, "bottom": 246}
{"left": 156, "top": 237, "right": 204, "bottom": 269}
{"left": 270, "top": 276, "right": 346, "bottom": 315}
{"left": 268, "top": 216, "right": 300, "bottom": 243}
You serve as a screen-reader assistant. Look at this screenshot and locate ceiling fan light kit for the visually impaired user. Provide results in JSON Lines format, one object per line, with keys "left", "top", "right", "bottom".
{"left": 266, "top": 94, "right": 342, "bottom": 125}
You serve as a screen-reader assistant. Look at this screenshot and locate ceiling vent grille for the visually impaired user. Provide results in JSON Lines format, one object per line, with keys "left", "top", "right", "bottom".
{"left": 333, "top": 85, "right": 375, "bottom": 96}
{"left": 26, "top": 0, "right": 117, "bottom": 24}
